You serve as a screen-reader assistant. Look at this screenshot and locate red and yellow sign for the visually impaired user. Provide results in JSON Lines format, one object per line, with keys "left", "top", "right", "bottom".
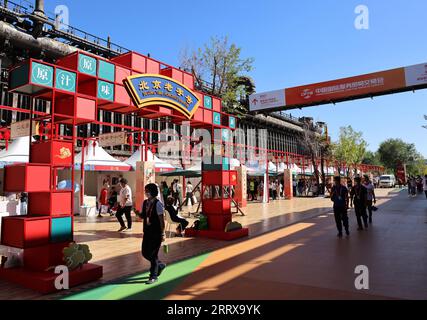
{"left": 285, "top": 68, "right": 406, "bottom": 106}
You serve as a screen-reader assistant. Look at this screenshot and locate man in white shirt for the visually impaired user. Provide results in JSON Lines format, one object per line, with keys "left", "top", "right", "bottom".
{"left": 116, "top": 178, "right": 133, "bottom": 232}
{"left": 184, "top": 181, "right": 194, "bottom": 206}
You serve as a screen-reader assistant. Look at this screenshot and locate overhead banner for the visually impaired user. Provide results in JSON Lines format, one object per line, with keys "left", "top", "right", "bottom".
{"left": 10, "top": 120, "right": 39, "bottom": 139}
{"left": 285, "top": 68, "right": 406, "bottom": 106}
{"left": 123, "top": 74, "right": 200, "bottom": 119}
{"left": 249, "top": 61, "right": 427, "bottom": 112}
{"left": 98, "top": 131, "right": 127, "bottom": 147}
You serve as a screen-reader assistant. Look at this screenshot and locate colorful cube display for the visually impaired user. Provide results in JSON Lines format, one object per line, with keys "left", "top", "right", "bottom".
{"left": 1, "top": 216, "right": 50, "bottom": 249}
{"left": 207, "top": 214, "right": 232, "bottom": 231}
{"left": 98, "top": 80, "right": 115, "bottom": 101}
{"left": 98, "top": 60, "right": 115, "bottom": 82}
{"left": 9, "top": 60, "right": 54, "bottom": 94}
{"left": 4, "top": 164, "right": 51, "bottom": 192}
{"left": 28, "top": 191, "right": 72, "bottom": 217}
{"left": 204, "top": 95, "right": 213, "bottom": 109}
{"left": 30, "top": 140, "right": 73, "bottom": 166}
{"left": 55, "top": 68, "right": 77, "bottom": 93}
{"left": 50, "top": 217, "right": 73, "bottom": 243}
{"left": 203, "top": 199, "right": 231, "bottom": 216}
{"left": 23, "top": 242, "right": 70, "bottom": 271}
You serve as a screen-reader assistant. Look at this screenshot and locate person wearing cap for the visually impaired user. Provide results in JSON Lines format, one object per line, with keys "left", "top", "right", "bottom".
{"left": 330, "top": 176, "right": 350, "bottom": 237}
{"left": 350, "top": 176, "right": 369, "bottom": 230}
{"left": 140, "top": 183, "right": 166, "bottom": 285}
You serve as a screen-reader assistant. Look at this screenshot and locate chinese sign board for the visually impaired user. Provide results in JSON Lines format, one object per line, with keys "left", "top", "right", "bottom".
{"left": 31, "top": 62, "right": 54, "bottom": 88}
{"left": 78, "top": 54, "right": 97, "bottom": 76}
{"left": 98, "top": 131, "right": 127, "bottom": 147}
{"left": 249, "top": 61, "right": 427, "bottom": 112}
{"left": 124, "top": 74, "right": 200, "bottom": 119}
{"left": 56, "top": 68, "right": 76, "bottom": 93}
{"left": 98, "top": 80, "right": 114, "bottom": 101}
{"left": 11, "top": 120, "right": 39, "bottom": 139}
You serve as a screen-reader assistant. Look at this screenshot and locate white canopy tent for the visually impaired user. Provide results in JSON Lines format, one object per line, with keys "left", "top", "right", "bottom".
{"left": 125, "top": 147, "right": 177, "bottom": 172}
{"left": 0, "top": 136, "right": 31, "bottom": 165}
{"left": 74, "top": 141, "right": 131, "bottom": 171}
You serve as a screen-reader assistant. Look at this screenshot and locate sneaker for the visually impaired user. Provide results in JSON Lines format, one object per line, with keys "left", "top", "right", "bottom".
{"left": 337, "top": 232, "right": 343, "bottom": 238}
{"left": 126, "top": 227, "right": 133, "bottom": 232}
{"left": 145, "top": 278, "right": 158, "bottom": 285}
{"left": 117, "top": 226, "right": 127, "bottom": 232}
{"left": 346, "top": 230, "right": 350, "bottom": 236}
{"left": 158, "top": 263, "right": 166, "bottom": 277}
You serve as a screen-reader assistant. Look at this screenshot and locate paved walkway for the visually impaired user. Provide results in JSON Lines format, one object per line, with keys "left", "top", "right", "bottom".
{"left": 60, "top": 188, "right": 427, "bottom": 300}
{"left": 2, "top": 188, "right": 426, "bottom": 300}
{"left": 0, "top": 193, "right": 333, "bottom": 299}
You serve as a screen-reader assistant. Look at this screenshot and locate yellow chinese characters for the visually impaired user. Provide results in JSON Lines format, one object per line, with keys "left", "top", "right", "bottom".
{"left": 139, "top": 81, "right": 149, "bottom": 90}
{"left": 164, "top": 82, "right": 173, "bottom": 92}
{"left": 152, "top": 80, "right": 162, "bottom": 90}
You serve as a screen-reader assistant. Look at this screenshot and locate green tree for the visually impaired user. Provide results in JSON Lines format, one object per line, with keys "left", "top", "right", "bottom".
{"left": 362, "top": 151, "right": 381, "bottom": 165}
{"left": 332, "top": 126, "right": 368, "bottom": 176}
{"left": 180, "top": 36, "right": 254, "bottom": 115}
{"left": 377, "top": 139, "right": 424, "bottom": 175}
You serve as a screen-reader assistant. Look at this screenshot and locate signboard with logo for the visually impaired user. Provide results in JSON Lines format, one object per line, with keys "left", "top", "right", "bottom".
{"left": 123, "top": 74, "right": 200, "bottom": 119}
{"left": 98, "top": 131, "right": 127, "bottom": 147}
{"left": 11, "top": 120, "right": 39, "bottom": 139}
{"left": 404, "top": 63, "right": 427, "bottom": 87}
{"left": 249, "top": 89, "right": 286, "bottom": 112}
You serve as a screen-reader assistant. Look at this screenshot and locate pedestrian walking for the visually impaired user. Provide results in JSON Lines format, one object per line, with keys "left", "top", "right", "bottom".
{"left": 350, "top": 176, "right": 369, "bottom": 231}
{"left": 363, "top": 175, "right": 376, "bottom": 224}
{"left": 410, "top": 177, "right": 417, "bottom": 197}
{"left": 116, "top": 178, "right": 133, "bottom": 232}
{"left": 249, "top": 179, "right": 256, "bottom": 201}
{"left": 97, "top": 182, "right": 109, "bottom": 218}
{"left": 140, "top": 183, "right": 166, "bottom": 285}
{"left": 423, "top": 175, "right": 427, "bottom": 199}
{"left": 108, "top": 186, "right": 118, "bottom": 216}
{"left": 330, "top": 176, "right": 350, "bottom": 238}
{"left": 183, "top": 181, "right": 195, "bottom": 206}
{"left": 160, "top": 181, "right": 170, "bottom": 204}
{"left": 19, "top": 192, "right": 28, "bottom": 215}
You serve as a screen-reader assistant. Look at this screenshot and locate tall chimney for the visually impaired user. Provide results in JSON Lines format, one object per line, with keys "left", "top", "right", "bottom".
{"left": 33, "top": 0, "right": 46, "bottom": 18}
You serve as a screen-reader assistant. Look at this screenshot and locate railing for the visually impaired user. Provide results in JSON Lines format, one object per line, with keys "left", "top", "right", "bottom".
{"left": 0, "top": 0, "right": 130, "bottom": 57}
{"left": 0, "top": 0, "right": 32, "bottom": 15}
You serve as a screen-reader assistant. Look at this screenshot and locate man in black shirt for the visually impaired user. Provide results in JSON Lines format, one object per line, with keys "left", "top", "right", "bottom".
{"left": 350, "top": 176, "right": 369, "bottom": 231}
{"left": 331, "top": 176, "right": 350, "bottom": 238}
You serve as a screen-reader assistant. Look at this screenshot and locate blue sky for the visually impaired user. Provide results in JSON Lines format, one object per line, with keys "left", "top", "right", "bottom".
{"left": 46, "top": 0, "right": 427, "bottom": 157}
